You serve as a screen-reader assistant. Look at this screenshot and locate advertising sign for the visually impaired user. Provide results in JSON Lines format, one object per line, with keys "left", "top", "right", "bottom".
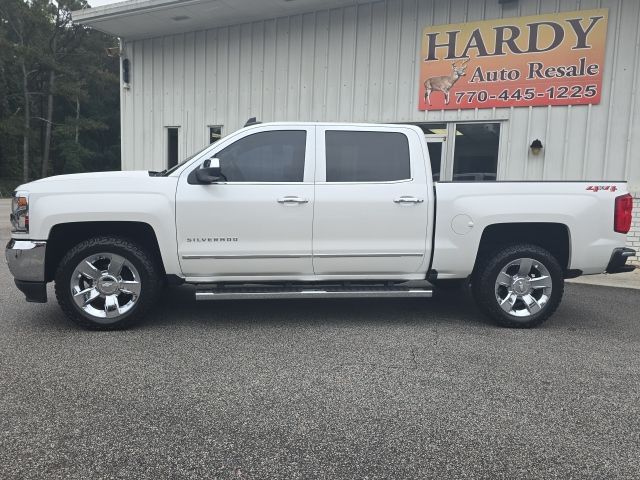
{"left": 419, "top": 9, "right": 608, "bottom": 110}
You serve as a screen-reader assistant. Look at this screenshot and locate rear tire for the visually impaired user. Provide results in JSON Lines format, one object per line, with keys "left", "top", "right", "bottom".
{"left": 472, "top": 243, "right": 563, "bottom": 328}
{"left": 54, "top": 236, "right": 162, "bottom": 330}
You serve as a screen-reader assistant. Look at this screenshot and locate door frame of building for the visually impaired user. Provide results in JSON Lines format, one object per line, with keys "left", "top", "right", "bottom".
{"left": 424, "top": 134, "right": 446, "bottom": 182}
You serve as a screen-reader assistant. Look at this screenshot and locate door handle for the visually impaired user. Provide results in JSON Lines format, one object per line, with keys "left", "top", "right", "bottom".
{"left": 277, "top": 196, "right": 309, "bottom": 204}
{"left": 394, "top": 196, "right": 424, "bottom": 204}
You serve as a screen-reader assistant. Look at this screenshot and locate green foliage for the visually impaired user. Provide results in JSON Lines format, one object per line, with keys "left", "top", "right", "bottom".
{"left": 0, "top": 0, "right": 120, "bottom": 194}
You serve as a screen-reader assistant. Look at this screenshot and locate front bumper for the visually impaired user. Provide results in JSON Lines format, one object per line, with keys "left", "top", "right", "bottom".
{"left": 5, "top": 239, "right": 48, "bottom": 303}
{"left": 605, "top": 247, "right": 636, "bottom": 274}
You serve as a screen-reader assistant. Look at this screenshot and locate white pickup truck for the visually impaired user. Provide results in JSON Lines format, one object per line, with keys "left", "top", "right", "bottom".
{"left": 5, "top": 122, "right": 636, "bottom": 330}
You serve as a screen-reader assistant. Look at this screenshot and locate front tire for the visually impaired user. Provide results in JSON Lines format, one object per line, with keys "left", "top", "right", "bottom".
{"left": 54, "top": 236, "right": 162, "bottom": 330}
{"left": 472, "top": 244, "right": 564, "bottom": 328}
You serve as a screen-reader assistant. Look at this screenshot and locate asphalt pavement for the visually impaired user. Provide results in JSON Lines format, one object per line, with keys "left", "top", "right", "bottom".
{"left": 1, "top": 198, "right": 639, "bottom": 479}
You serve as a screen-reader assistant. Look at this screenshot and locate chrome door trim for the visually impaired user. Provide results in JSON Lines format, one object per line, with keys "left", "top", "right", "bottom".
{"left": 182, "top": 253, "right": 313, "bottom": 260}
{"left": 314, "top": 253, "right": 424, "bottom": 258}
{"left": 182, "top": 252, "right": 424, "bottom": 260}
{"left": 318, "top": 178, "right": 414, "bottom": 185}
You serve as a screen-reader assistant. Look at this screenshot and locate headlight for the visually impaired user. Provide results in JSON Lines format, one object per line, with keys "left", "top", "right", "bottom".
{"left": 10, "top": 191, "right": 29, "bottom": 233}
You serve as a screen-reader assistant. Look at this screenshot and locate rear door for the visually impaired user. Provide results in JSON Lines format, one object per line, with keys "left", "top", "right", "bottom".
{"left": 312, "top": 126, "right": 431, "bottom": 277}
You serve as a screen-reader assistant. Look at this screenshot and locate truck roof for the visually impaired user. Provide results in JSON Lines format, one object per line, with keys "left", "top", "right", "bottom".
{"left": 242, "top": 121, "right": 425, "bottom": 133}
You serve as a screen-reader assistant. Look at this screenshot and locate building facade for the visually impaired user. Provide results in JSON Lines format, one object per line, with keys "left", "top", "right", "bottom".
{"left": 74, "top": 0, "right": 640, "bottom": 263}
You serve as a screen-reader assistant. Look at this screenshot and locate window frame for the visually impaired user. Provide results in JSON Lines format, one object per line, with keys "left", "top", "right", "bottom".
{"left": 425, "top": 136, "right": 446, "bottom": 183}
{"left": 315, "top": 126, "right": 418, "bottom": 185}
{"left": 166, "top": 126, "right": 180, "bottom": 170}
{"left": 208, "top": 125, "right": 224, "bottom": 144}
{"left": 183, "top": 125, "right": 316, "bottom": 185}
{"left": 411, "top": 121, "right": 504, "bottom": 182}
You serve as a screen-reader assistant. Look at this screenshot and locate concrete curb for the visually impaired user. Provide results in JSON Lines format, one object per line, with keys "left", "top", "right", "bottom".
{"left": 566, "top": 269, "right": 640, "bottom": 290}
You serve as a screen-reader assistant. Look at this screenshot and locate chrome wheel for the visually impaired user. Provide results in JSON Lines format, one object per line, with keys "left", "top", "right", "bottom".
{"left": 70, "top": 253, "right": 141, "bottom": 323}
{"left": 494, "top": 257, "right": 552, "bottom": 318}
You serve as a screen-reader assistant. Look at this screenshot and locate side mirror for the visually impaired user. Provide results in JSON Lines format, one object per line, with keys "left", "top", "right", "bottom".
{"left": 195, "top": 158, "right": 223, "bottom": 184}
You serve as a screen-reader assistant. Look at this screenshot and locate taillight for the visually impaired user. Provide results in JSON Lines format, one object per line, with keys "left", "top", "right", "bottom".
{"left": 614, "top": 193, "right": 633, "bottom": 234}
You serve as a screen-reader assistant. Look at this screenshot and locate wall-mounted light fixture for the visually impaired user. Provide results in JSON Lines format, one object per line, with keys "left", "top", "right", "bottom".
{"left": 122, "top": 58, "right": 131, "bottom": 89}
{"left": 530, "top": 139, "right": 543, "bottom": 155}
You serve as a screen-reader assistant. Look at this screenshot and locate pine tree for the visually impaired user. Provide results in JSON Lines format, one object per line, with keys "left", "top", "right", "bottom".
{"left": 0, "top": 0, "right": 120, "bottom": 195}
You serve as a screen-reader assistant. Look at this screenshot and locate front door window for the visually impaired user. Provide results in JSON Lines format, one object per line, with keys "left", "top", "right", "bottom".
{"left": 216, "top": 130, "right": 307, "bottom": 182}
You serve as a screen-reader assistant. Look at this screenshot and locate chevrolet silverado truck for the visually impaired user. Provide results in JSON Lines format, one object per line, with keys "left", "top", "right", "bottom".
{"left": 5, "top": 122, "right": 636, "bottom": 330}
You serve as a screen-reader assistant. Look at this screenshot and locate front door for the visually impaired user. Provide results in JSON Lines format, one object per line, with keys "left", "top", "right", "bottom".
{"left": 312, "top": 126, "right": 431, "bottom": 277}
{"left": 176, "top": 126, "right": 315, "bottom": 279}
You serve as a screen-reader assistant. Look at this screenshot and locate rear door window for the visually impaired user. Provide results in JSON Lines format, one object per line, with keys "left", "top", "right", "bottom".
{"left": 325, "top": 131, "right": 411, "bottom": 182}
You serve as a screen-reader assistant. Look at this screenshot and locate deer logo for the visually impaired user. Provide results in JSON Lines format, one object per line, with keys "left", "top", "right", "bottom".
{"left": 424, "top": 58, "right": 470, "bottom": 105}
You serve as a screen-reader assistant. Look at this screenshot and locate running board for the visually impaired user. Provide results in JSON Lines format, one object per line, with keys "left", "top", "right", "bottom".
{"left": 195, "top": 284, "right": 433, "bottom": 301}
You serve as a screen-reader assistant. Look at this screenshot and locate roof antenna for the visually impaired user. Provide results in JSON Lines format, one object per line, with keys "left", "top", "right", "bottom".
{"left": 244, "top": 117, "right": 261, "bottom": 127}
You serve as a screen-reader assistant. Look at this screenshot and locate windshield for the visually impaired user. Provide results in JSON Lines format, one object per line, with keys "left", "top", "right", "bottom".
{"left": 158, "top": 143, "right": 215, "bottom": 176}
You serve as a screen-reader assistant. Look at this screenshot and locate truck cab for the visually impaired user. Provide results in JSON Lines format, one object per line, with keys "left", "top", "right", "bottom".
{"left": 176, "top": 123, "right": 433, "bottom": 282}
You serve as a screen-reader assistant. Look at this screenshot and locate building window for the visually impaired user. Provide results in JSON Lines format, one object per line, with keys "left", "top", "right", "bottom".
{"left": 209, "top": 125, "right": 223, "bottom": 144}
{"left": 414, "top": 122, "right": 501, "bottom": 182}
{"left": 325, "top": 131, "right": 411, "bottom": 182}
{"left": 419, "top": 123, "right": 447, "bottom": 182}
{"left": 167, "top": 127, "right": 179, "bottom": 169}
{"left": 419, "top": 123, "right": 447, "bottom": 136}
{"left": 216, "top": 130, "right": 306, "bottom": 182}
{"left": 452, "top": 123, "right": 500, "bottom": 182}
{"left": 426, "top": 139, "right": 444, "bottom": 182}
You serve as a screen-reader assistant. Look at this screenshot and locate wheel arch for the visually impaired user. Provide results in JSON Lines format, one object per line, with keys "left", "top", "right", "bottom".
{"left": 473, "top": 222, "right": 571, "bottom": 274}
{"left": 45, "top": 221, "right": 165, "bottom": 282}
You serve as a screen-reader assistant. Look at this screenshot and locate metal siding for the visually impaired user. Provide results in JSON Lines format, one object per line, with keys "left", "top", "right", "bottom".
{"left": 184, "top": 32, "right": 196, "bottom": 158}
{"left": 132, "top": 40, "right": 144, "bottom": 171}
{"left": 325, "top": 9, "right": 343, "bottom": 120}
{"left": 151, "top": 37, "right": 163, "bottom": 168}
{"left": 121, "top": 0, "right": 640, "bottom": 190}
{"left": 173, "top": 34, "right": 185, "bottom": 161}
{"left": 606, "top": 0, "right": 638, "bottom": 181}
{"left": 238, "top": 23, "right": 253, "bottom": 125}
{"left": 274, "top": 18, "right": 290, "bottom": 122}
{"left": 250, "top": 21, "right": 265, "bottom": 122}
{"left": 227, "top": 25, "right": 241, "bottom": 133}
{"left": 194, "top": 30, "right": 207, "bottom": 148}
{"left": 339, "top": 6, "right": 357, "bottom": 121}
{"left": 287, "top": 16, "right": 303, "bottom": 120}
{"left": 204, "top": 29, "right": 217, "bottom": 127}
{"left": 352, "top": 4, "right": 370, "bottom": 122}
{"left": 627, "top": 2, "right": 640, "bottom": 187}
{"left": 216, "top": 27, "right": 230, "bottom": 131}
{"left": 380, "top": 1, "right": 400, "bottom": 122}
{"left": 312, "top": 11, "right": 329, "bottom": 121}
{"left": 262, "top": 20, "right": 277, "bottom": 122}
